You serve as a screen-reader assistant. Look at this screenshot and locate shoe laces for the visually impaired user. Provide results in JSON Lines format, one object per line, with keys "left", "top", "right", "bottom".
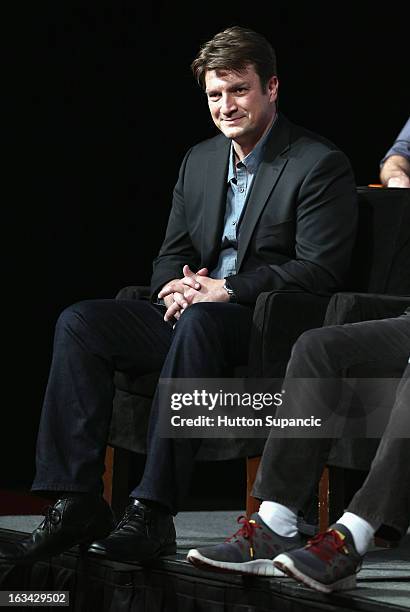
{"left": 226, "top": 515, "right": 262, "bottom": 559}
{"left": 39, "top": 505, "right": 62, "bottom": 534}
{"left": 306, "top": 529, "right": 349, "bottom": 563}
{"left": 115, "top": 502, "right": 146, "bottom": 532}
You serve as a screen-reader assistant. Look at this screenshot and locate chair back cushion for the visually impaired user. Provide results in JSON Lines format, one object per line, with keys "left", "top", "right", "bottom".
{"left": 349, "top": 187, "right": 410, "bottom": 294}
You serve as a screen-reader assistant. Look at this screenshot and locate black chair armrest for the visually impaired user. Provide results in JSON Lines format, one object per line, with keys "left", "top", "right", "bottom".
{"left": 248, "top": 291, "right": 331, "bottom": 377}
{"left": 115, "top": 285, "right": 151, "bottom": 300}
{"left": 324, "top": 292, "right": 410, "bottom": 326}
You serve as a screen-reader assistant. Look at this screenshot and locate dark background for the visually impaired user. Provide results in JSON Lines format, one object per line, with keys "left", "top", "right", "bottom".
{"left": 4, "top": 2, "right": 408, "bottom": 494}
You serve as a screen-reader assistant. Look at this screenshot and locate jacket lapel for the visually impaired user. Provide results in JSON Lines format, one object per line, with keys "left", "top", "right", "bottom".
{"left": 201, "top": 138, "right": 230, "bottom": 267}
{"left": 236, "top": 115, "right": 291, "bottom": 270}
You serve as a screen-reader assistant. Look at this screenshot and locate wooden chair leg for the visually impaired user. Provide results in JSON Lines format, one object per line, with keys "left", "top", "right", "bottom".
{"left": 328, "top": 466, "right": 345, "bottom": 526}
{"left": 103, "top": 446, "right": 114, "bottom": 506}
{"left": 103, "top": 445, "right": 130, "bottom": 518}
{"left": 318, "top": 466, "right": 329, "bottom": 532}
{"left": 246, "top": 456, "right": 261, "bottom": 517}
{"left": 319, "top": 465, "right": 347, "bottom": 532}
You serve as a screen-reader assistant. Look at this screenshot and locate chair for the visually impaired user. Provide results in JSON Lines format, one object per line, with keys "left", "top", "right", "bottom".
{"left": 104, "top": 186, "right": 410, "bottom": 520}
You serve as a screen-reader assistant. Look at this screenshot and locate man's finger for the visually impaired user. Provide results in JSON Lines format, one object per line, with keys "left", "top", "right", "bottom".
{"left": 182, "top": 276, "right": 201, "bottom": 289}
{"left": 158, "top": 283, "right": 176, "bottom": 298}
{"left": 196, "top": 267, "right": 209, "bottom": 276}
{"left": 163, "top": 294, "right": 175, "bottom": 309}
{"left": 182, "top": 265, "right": 201, "bottom": 288}
{"left": 388, "top": 176, "right": 410, "bottom": 188}
{"left": 183, "top": 264, "right": 195, "bottom": 277}
{"left": 183, "top": 287, "right": 197, "bottom": 302}
{"left": 182, "top": 276, "right": 201, "bottom": 290}
{"left": 173, "top": 291, "right": 188, "bottom": 309}
{"left": 164, "top": 301, "right": 181, "bottom": 321}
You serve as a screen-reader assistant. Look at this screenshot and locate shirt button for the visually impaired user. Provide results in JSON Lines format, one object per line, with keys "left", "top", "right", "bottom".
{"left": 239, "top": 187, "right": 245, "bottom": 193}
{"left": 232, "top": 220, "right": 237, "bottom": 226}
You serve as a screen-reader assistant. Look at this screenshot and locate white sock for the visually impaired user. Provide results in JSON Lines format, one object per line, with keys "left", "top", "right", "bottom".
{"left": 337, "top": 511, "right": 375, "bottom": 556}
{"left": 258, "top": 501, "right": 298, "bottom": 537}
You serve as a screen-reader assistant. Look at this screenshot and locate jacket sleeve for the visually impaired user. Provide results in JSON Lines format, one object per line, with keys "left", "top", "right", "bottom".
{"left": 150, "top": 148, "right": 201, "bottom": 299}
{"left": 226, "top": 150, "right": 358, "bottom": 304}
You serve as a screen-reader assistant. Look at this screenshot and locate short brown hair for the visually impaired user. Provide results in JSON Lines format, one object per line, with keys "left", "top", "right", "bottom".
{"left": 191, "top": 26, "right": 278, "bottom": 90}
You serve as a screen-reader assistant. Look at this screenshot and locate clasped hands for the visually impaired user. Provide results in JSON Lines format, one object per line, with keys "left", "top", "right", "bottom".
{"left": 158, "top": 264, "right": 229, "bottom": 322}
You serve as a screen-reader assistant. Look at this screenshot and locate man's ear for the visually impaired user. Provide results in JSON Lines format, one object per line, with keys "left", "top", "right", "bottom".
{"left": 267, "top": 75, "right": 279, "bottom": 102}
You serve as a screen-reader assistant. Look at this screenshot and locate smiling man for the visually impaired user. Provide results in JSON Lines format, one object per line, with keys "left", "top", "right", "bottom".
{"left": 206, "top": 67, "right": 278, "bottom": 153}
{"left": 0, "top": 27, "right": 357, "bottom": 566}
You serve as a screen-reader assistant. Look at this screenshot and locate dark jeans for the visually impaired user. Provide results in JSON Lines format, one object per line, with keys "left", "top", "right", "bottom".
{"left": 253, "top": 315, "right": 410, "bottom": 536}
{"left": 32, "top": 299, "right": 254, "bottom": 514}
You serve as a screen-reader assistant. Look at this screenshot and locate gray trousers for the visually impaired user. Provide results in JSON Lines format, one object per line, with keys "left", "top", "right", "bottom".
{"left": 253, "top": 314, "right": 410, "bottom": 536}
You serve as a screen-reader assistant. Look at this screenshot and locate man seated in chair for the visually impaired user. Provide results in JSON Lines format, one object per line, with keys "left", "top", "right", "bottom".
{"left": 188, "top": 308, "right": 410, "bottom": 593}
{"left": 0, "top": 26, "right": 357, "bottom": 566}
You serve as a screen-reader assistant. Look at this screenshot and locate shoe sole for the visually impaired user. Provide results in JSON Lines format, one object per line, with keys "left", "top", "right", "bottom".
{"left": 0, "top": 530, "right": 115, "bottom": 566}
{"left": 187, "top": 549, "right": 285, "bottom": 577}
{"left": 87, "top": 543, "right": 177, "bottom": 563}
{"left": 273, "top": 554, "right": 357, "bottom": 593}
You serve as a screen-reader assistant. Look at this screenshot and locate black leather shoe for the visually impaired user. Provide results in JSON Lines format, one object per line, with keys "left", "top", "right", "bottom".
{"left": 88, "top": 499, "right": 176, "bottom": 562}
{"left": 0, "top": 495, "right": 115, "bottom": 564}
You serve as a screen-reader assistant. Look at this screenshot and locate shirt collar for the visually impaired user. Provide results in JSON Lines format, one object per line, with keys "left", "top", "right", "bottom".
{"left": 227, "top": 113, "right": 277, "bottom": 182}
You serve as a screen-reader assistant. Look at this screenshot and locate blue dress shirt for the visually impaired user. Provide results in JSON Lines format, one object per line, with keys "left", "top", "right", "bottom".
{"left": 210, "top": 118, "right": 277, "bottom": 279}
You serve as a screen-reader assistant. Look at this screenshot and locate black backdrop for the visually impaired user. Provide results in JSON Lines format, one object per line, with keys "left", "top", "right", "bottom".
{"left": 4, "top": 2, "right": 408, "bottom": 488}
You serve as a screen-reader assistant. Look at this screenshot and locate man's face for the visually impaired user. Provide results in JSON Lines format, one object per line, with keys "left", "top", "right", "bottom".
{"left": 205, "top": 64, "right": 279, "bottom": 150}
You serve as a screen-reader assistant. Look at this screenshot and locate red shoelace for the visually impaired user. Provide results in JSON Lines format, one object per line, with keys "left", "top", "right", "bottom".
{"left": 306, "top": 529, "right": 348, "bottom": 562}
{"left": 225, "top": 515, "right": 262, "bottom": 558}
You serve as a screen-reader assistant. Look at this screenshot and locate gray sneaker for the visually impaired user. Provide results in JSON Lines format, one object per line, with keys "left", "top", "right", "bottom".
{"left": 273, "top": 523, "right": 363, "bottom": 593}
{"left": 187, "top": 513, "right": 303, "bottom": 576}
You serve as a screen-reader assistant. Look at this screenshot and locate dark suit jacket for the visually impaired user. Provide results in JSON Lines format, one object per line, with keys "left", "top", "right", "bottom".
{"left": 151, "top": 114, "right": 358, "bottom": 304}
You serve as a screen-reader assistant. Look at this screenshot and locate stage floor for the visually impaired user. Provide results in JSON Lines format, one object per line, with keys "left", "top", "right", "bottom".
{"left": 0, "top": 511, "right": 409, "bottom": 611}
